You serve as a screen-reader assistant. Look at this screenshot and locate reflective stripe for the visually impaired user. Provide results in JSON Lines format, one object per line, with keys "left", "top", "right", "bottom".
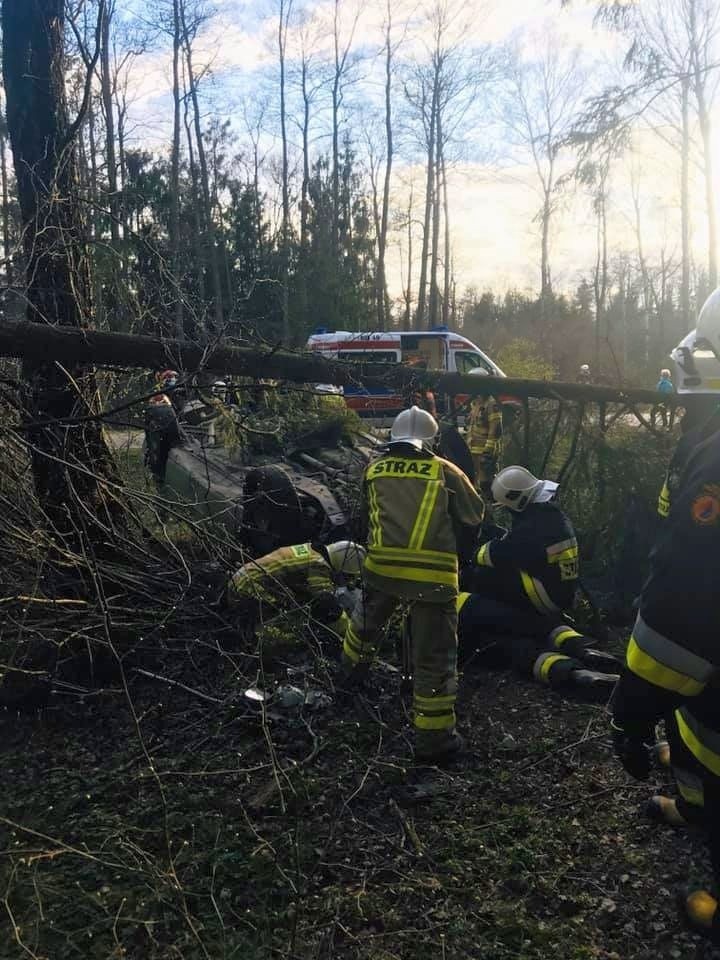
{"left": 627, "top": 615, "right": 714, "bottom": 693}
{"left": 414, "top": 691, "right": 456, "bottom": 731}
{"left": 549, "top": 626, "right": 582, "bottom": 650}
{"left": 677, "top": 707, "right": 720, "bottom": 777}
{"left": 546, "top": 538, "right": 578, "bottom": 559}
{"left": 520, "top": 571, "right": 559, "bottom": 613}
{"left": 475, "top": 542, "right": 493, "bottom": 567}
{"left": 658, "top": 480, "right": 671, "bottom": 519}
{"left": 456, "top": 592, "right": 471, "bottom": 613}
{"left": 365, "top": 557, "right": 458, "bottom": 588}
{"left": 533, "top": 651, "right": 568, "bottom": 683}
{"left": 674, "top": 765, "right": 705, "bottom": 808}
{"left": 369, "top": 545, "right": 457, "bottom": 565}
{"left": 409, "top": 480, "right": 441, "bottom": 550}
{"left": 626, "top": 638, "right": 706, "bottom": 696}
{"left": 343, "top": 623, "right": 376, "bottom": 664}
{"left": 368, "top": 482, "right": 382, "bottom": 547}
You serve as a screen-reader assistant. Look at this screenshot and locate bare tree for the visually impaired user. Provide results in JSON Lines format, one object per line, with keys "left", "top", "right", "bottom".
{"left": 330, "top": 0, "right": 361, "bottom": 265}
{"left": 2, "top": 0, "right": 122, "bottom": 531}
{"left": 505, "top": 32, "right": 586, "bottom": 312}
{"left": 179, "top": 0, "right": 224, "bottom": 332}
{"left": 278, "top": 0, "right": 293, "bottom": 342}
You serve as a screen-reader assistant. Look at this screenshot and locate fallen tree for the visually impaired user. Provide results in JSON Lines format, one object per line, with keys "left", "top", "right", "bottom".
{"left": 0, "top": 320, "right": 669, "bottom": 406}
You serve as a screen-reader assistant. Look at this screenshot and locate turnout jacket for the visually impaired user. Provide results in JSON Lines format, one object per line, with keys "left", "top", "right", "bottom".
{"left": 466, "top": 397, "right": 503, "bottom": 458}
{"left": 362, "top": 445, "right": 485, "bottom": 600}
{"left": 228, "top": 543, "right": 334, "bottom": 607}
{"left": 657, "top": 426, "right": 704, "bottom": 519}
{"left": 614, "top": 429, "right": 720, "bottom": 775}
{"left": 474, "top": 501, "right": 579, "bottom": 613}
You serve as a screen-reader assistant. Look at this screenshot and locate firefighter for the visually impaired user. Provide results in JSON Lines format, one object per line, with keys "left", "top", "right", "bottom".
{"left": 610, "top": 425, "right": 720, "bottom": 942}
{"left": 156, "top": 369, "right": 185, "bottom": 415}
{"left": 227, "top": 540, "right": 366, "bottom": 643}
{"left": 577, "top": 363, "right": 592, "bottom": 384}
{"left": 456, "top": 590, "right": 619, "bottom": 699}
{"left": 465, "top": 368, "right": 503, "bottom": 497}
{"left": 657, "top": 289, "right": 720, "bottom": 521}
{"left": 144, "top": 391, "right": 182, "bottom": 486}
{"left": 462, "top": 466, "right": 580, "bottom": 620}
{"left": 341, "top": 406, "right": 486, "bottom": 762}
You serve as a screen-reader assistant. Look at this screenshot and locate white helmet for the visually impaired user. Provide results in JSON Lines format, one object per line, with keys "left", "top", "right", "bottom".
{"left": 491, "top": 466, "right": 558, "bottom": 512}
{"left": 325, "top": 541, "right": 366, "bottom": 575}
{"left": 580, "top": 364, "right": 590, "bottom": 373}
{"left": 315, "top": 383, "right": 343, "bottom": 395}
{"left": 696, "top": 287, "right": 720, "bottom": 356}
{"left": 390, "top": 405, "right": 438, "bottom": 450}
{"left": 660, "top": 369, "right": 671, "bottom": 379}
{"left": 670, "top": 329, "right": 720, "bottom": 395}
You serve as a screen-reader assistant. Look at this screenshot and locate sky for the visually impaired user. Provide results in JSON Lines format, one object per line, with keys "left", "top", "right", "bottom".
{"left": 117, "top": 0, "right": 720, "bottom": 301}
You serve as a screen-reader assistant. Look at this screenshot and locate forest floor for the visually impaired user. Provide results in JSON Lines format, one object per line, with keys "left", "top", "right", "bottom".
{"left": 1, "top": 626, "right": 718, "bottom": 960}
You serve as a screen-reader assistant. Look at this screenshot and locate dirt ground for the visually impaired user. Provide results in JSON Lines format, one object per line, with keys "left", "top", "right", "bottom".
{"left": 1, "top": 626, "right": 719, "bottom": 960}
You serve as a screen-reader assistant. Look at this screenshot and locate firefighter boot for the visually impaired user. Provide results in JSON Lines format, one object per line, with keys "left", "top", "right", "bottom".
{"left": 548, "top": 626, "right": 619, "bottom": 672}
{"left": 533, "top": 652, "right": 618, "bottom": 702}
{"left": 646, "top": 795, "right": 689, "bottom": 827}
{"left": 653, "top": 740, "right": 671, "bottom": 768}
{"left": 680, "top": 889, "right": 720, "bottom": 943}
{"left": 415, "top": 730, "right": 465, "bottom": 764}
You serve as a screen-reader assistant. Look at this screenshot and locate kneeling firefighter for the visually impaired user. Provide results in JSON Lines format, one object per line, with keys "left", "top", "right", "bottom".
{"left": 227, "top": 540, "right": 366, "bottom": 642}
{"left": 455, "top": 591, "right": 619, "bottom": 700}
{"left": 341, "top": 406, "right": 486, "bottom": 762}
{"left": 460, "top": 465, "right": 616, "bottom": 693}
{"left": 610, "top": 420, "right": 720, "bottom": 942}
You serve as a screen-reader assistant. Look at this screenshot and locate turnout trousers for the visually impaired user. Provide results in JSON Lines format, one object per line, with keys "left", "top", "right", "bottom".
{"left": 343, "top": 585, "right": 458, "bottom": 753}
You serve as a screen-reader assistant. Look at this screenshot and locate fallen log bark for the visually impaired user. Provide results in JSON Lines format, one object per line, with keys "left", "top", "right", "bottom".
{"left": 0, "top": 320, "right": 669, "bottom": 406}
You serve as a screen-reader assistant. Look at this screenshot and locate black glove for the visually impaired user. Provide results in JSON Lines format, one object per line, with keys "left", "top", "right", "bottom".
{"left": 310, "top": 592, "right": 343, "bottom": 624}
{"left": 611, "top": 720, "right": 653, "bottom": 780}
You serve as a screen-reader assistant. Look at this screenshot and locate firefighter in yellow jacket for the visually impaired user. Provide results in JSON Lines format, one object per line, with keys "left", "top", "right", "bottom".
{"left": 610, "top": 424, "right": 720, "bottom": 942}
{"left": 341, "top": 406, "right": 486, "bottom": 762}
{"left": 228, "top": 540, "right": 366, "bottom": 641}
{"left": 465, "top": 368, "right": 503, "bottom": 496}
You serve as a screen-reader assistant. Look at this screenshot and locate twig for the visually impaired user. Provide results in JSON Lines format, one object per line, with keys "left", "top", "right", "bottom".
{"left": 133, "top": 668, "right": 222, "bottom": 704}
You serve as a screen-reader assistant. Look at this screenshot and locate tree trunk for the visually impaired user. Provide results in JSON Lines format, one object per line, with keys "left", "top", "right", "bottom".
{"left": 0, "top": 318, "right": 671, "bottom": 406}
{"left": 0, "top": 96, "right": 12, "bottom": 288}
{"left": 428, "top": 102, "right": 442, "bottom": 328}
{"left": 689, "top": 0, "right": 718, "bottom": 289}
{"left": 183, "top": 90, "right": 205, "bottom": 323}
{"left": 300, "top": 55, "right": 311, "bottom": 251}
{"left": 181, "top": 3, "right": 224, "bottom": 332}
{"left": 404, "top": 180, "right": 413, "bottom": 331}
{"left": 170, "top": 0, "right": 183, "bottom": 338}
{"left": 100, "top": 1, "right": 119, "bottom": 251}
{"left": 376, "top": 3, "right": 393, "bottom": 331}
{"left": 278, "top": 0, "right": 292, "bottom": 342}
{"left": 681, "top": 74, "right": 691, "bottom": 331}
{"left": 442, "top": 148, "right": 450, "bottom": 328}
{"left": 416, "top": 74, "right": 438, "bottom": 327}
{"left": 2, "top": 0, "right": 121, "bottom": 534}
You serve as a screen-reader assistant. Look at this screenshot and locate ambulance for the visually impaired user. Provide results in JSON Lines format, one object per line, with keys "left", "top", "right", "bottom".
{"left": 306, "top": 326, "right": 508, "bottom": 416}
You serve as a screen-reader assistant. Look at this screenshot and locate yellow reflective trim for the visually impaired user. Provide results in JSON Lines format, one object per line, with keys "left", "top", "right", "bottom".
{"left": 676, "top": 778, "right": 705, "bottom": 808}
{"left": 456, "top": 592, "right": 471, "bottom": 613}
{"left": 676, "top": 711, "right": 720, "bottom": 777}
{"left": 547, "top": 547, "right": 579, "bottom": 564}
{"left": 414, "top": 712, "right": 455, "bottom": 731}
{"left": 368, "top": 545, "right": 457, "bottom": 565}
{"left": 552, "top": 628, "right": 581, "bottom": 649}
{"left": 342, "top": 638, "right": 360, "bottom": 663}
{"left": 627, "top": 637, "right": 705, "bottom": 696}
{"left": 476, "top": 542, "right": 493, "bottom": 567}
{"left": 658, "top": 480, "right": 670, "bottom": 518}
{"left": 368, "top": 481, "right": 382, "bottom": 548}
{"left": 409, "top": 480, "right": 441, "bottom": 550}
{"left": 533, "top": 652, "right": 567, "bottom": 683}
{"left": 520, "top": 571, "right": 558, "bottom": 613}
{"left": 364, "top": 557, "right": 458, "bottom": 587}
{"left": 414, "top": 693, "right": 456, "bottom": 709}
